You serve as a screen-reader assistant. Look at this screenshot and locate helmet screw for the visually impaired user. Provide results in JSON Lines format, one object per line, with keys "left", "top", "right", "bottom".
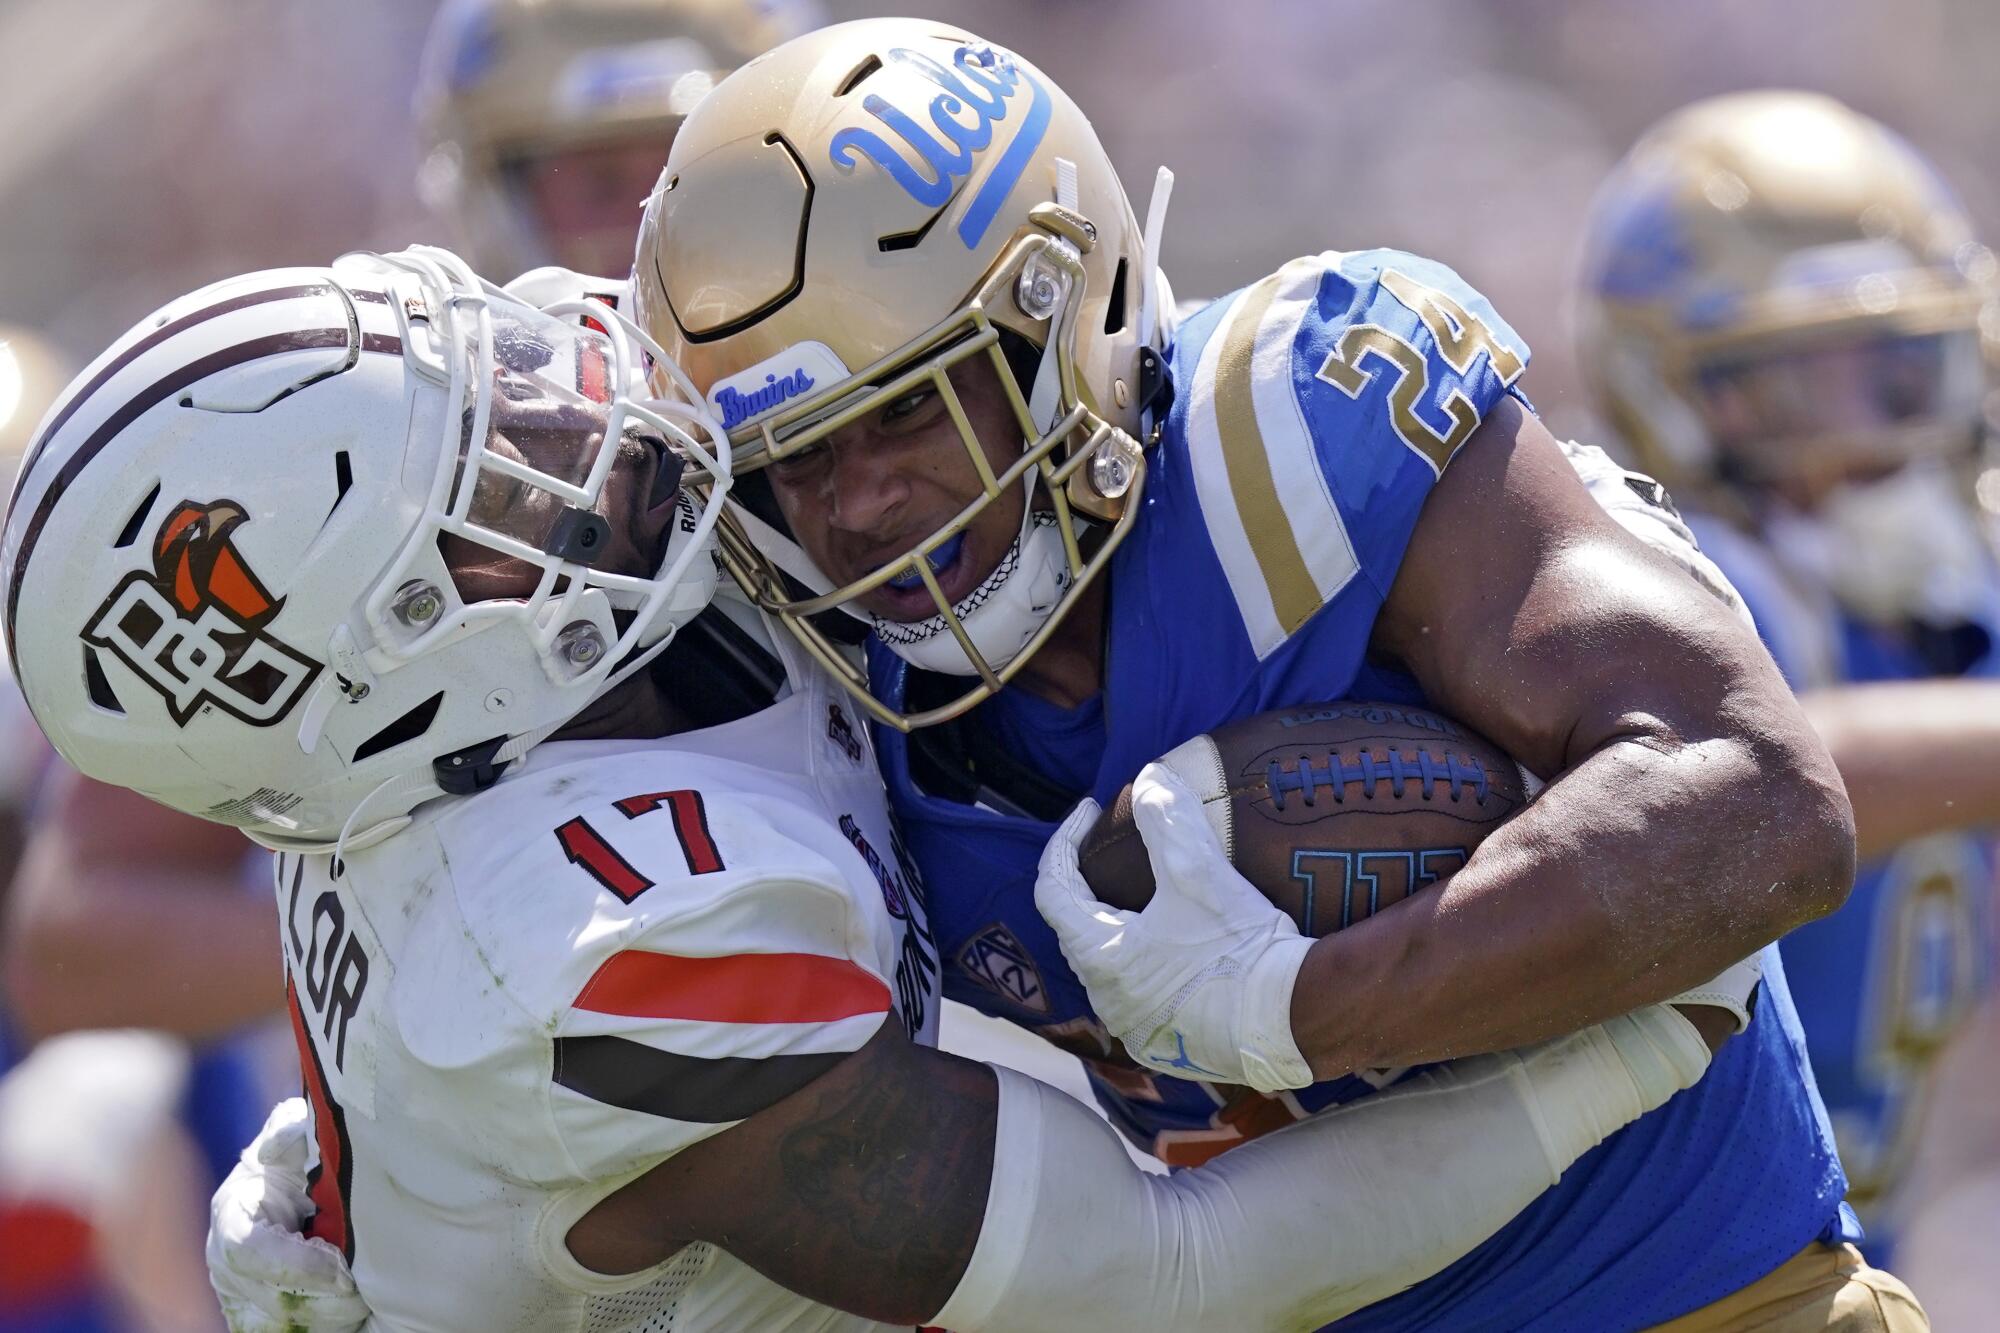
{"left": 391, "top": 580, "right": 445, "bottom": 627}
{"left": 556, "top": 621, "right": 606, "bottom": 671}
{"left": 1016, "top": 259, "right": 1063, "bottom": 320}
{"left": 1089, "top": 440, "right": 1138, "bottom": 499}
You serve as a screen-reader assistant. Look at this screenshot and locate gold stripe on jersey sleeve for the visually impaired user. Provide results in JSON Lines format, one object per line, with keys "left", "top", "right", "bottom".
{"left": 1212, "top": 268, "right": 1322, "bottom": 636}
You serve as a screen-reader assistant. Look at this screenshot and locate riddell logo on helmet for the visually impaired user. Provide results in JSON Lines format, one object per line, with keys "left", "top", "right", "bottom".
{"left": 81, "top": 500, "right": 322, "bottom": 728}
{"left": 827, "top": 44, "right": 1053, "bottom": 250}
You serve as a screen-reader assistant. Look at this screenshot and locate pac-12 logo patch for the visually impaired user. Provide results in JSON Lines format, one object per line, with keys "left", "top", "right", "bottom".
{"left": 958, "top": 922, "right": 1048, "bottom": 1014}
{"left": 81, "top": 499, "right": 322, "bottom": 727}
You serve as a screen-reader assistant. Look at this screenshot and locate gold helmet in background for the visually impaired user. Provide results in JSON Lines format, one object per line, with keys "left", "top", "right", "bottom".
{"left": 415, "top": 0, "right": 819, "bottom": 276}
{"left": 1578, "top": 91, "right": 2000, "bottom": 626}
{"left": 1578, "top": 90, "right": 1994, "bottom": 501}
{"left": 634, "top": 17, "right": 1173, "bottom": 729}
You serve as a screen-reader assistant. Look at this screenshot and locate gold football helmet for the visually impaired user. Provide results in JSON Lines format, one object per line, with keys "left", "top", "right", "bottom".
{"left": 415, "top": 0, "right": 817, "bottom": 275}
{"left": 634, "top": 17, "right": 1174, "bottom": 729}
{"left": 1577, "top": 90, "right": 1994, "bottom": 507}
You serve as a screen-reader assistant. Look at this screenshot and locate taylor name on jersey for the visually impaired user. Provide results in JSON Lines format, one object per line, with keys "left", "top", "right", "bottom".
{"left": 279, "top": 677, "right": 937, "bottom": 1333}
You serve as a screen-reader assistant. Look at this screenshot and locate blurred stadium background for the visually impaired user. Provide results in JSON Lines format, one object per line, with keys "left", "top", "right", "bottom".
{"left": 7, "top": 0, "right": 2000, "bottom": 443}
{"left": 2, "top": 1, "right": 1998, "bottom": 1328}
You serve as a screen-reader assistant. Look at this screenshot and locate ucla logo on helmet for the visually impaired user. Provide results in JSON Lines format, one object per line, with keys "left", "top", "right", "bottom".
{"left": 827, "top": 43, "right": 1053, "bottom": 249}
{"left": 81, "top": 500, "right": 322, "bottom": 728}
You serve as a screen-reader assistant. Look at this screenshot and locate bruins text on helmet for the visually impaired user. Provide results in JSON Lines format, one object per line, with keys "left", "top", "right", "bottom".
{"left": 1, "top": 248, "right": 729, "bottom": 852}
{"left": 633, "top": 16, "right": 1178, "bottom": 730}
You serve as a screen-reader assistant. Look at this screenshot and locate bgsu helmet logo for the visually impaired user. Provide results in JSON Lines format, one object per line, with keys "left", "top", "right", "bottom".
{"left": 82, "top": 500, "right": 321, "bottom": 727}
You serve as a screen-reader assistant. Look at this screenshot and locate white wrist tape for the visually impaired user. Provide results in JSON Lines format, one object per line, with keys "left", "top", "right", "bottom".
{"left": 1665, "top": 951, "right": 1764, "bottom": 1033}
{"left": 934, "top": 1006, "right": 1709, "bottom": 1333}
{"left": 1237, "top": 933, "right": 1316, "bottom": 1092}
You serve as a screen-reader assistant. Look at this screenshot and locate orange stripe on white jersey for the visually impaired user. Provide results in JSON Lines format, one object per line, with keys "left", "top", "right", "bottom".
{"left": 573, "top": 949, "right": 891, "bottom": 1026}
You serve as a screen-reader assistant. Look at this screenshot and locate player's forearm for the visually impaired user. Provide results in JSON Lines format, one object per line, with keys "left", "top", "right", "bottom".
{"left": 937, "top": 1008, "right": 1710, "bottom": 1332}
{"left": 3, "top": 872, "right": 282, "bottom": 1040}
{"left": 1288, "top": 726, "right": 1853, "bottom": 1078}
{"left": 1800, "top": 680, "right": 2000, "bottom": 862}
{"left": 630, "top": 1012, "right": 1687, "bottom": 1326}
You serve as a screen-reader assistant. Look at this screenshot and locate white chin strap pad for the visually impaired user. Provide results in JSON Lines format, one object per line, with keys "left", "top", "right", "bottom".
{"left": 869, "top": 502, "right": 1072, "bottom": 676}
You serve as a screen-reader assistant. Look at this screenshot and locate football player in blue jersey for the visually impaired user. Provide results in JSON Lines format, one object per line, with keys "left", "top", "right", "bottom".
{"left": 633, "top": 19, "right": 1905, "bottom": 1330}
{"left": 1578, "top": 90, "right": 2000, "bottom": 1295}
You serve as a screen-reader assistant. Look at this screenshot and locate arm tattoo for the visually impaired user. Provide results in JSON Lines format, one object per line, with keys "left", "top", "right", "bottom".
{"left": 768, "top": 1047, "right": 994, "bottom": 1302}
{"left": 571, "top": 1029, "right": 998, "bottom": 1321}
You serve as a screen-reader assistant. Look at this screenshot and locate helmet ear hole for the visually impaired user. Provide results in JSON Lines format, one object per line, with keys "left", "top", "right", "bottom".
{"left": 83, "top": 649, "right": 123, "bottom": 715}
{"left": 113, "top": 483, "right": 162, "bottom": 550}
{"left": 996, "top": 329, "right": 1043, "bottom": 392}
{"left": 1102, "top": 258, "right": 1128, "bottom": 336}
{"left": 351, "top": 692, "right": 446, "bottom": 763}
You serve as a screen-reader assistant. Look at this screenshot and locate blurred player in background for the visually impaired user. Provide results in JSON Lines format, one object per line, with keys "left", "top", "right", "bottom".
{"left": 0, "top": 332, "right": 223, "bottom": 1333}
{"left": 1579, "top": 89, "right": 2000, "bottom": 1320}
{"left": 414, "top": 0, "right": 818, "bottom": 280}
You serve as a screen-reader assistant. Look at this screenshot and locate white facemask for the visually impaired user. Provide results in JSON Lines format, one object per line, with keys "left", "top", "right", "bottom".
{"left": 1765, "top": 463, "right": 1995, "bottom": 626}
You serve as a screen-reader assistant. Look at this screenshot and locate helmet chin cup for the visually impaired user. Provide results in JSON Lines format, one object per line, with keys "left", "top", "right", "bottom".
{"left": 868, "top": 484, "right": 1075, "bottom": 678}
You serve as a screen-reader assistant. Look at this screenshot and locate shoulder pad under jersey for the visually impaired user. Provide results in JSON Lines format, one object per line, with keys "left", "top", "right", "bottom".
{"left": 1165, "top": 249, "right": 1530, "bottom": 660}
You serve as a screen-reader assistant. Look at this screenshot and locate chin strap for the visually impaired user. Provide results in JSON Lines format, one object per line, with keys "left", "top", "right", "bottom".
{"left": 1136, "top": 165, "right": 1175, "bottom": 354}
{"left": 726, "top": 500, "right": 874, "bottom": 627}
{"left": 1136, "top": 166, "right": 1177, "bottom": 442}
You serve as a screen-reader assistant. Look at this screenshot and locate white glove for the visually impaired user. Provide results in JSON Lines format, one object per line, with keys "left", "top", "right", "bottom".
{"left": 1036, "top": 762, "right": 1316, "bottom": 1092}
{"left": 206, "top": 1098, "right": 370, "bottom": 1333}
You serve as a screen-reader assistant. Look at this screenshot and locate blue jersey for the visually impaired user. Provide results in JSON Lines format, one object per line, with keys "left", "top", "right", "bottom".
{"left": 1690, "top": 515, "right": 1998, "bottom": 1257}
{"left": 876, "top": 250, "right": 1851, "bottom": 1330}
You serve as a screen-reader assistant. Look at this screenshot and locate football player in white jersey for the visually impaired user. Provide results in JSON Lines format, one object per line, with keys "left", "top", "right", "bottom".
{"left": 4, "top": 247, "right": 1724, "bottom": 1332}
{"left": 4, "top": 0, "right": 824, "bottom": 1049}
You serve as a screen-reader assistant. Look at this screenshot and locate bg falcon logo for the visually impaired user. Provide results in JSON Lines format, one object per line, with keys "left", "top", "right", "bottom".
{"left": 82, "top": 500, "right": 321, "bottom": 727}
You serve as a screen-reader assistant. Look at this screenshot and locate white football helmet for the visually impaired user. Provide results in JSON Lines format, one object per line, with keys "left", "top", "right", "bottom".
{"left": 1, "top": 247, "right": 729, "bottom": 852}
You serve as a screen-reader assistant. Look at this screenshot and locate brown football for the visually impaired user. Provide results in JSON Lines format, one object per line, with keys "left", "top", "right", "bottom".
{"left": 1078, "top": 701, "right": 1533, "bottom": 935}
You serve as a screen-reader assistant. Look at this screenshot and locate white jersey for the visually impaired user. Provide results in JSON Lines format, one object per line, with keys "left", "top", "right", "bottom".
{"left": 277, "top": 664, "right": 940, "bottom": 1333}
{"left": 1559, "top": 438, "right": 1751, "bottom": 623}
